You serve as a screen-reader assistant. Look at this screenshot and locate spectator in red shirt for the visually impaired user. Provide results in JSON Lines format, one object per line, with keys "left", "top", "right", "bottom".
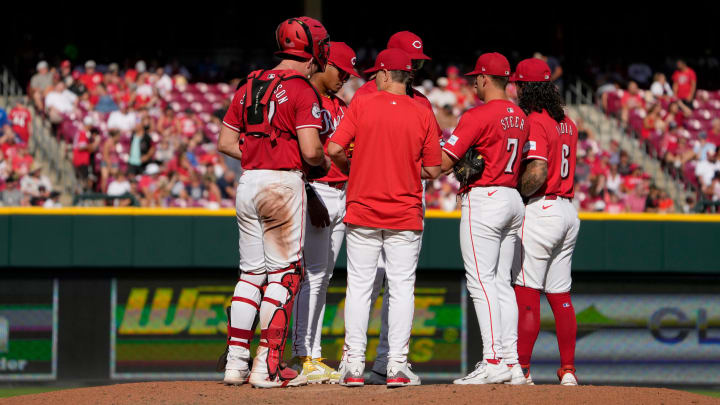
{"left": 11, "top": 147, "right": 33, "bottom": 176}
{"left": 672, "top": 59, "right": 696, "bottom": 106}
{"left": 621, "top": 81, "right": 645, "bottom": 124}
{"left": 8, "top": 98, "right": 31, "bottom": 145}
{"left": 80, "top": 60, "right": 103, "bottom": 92}
{"left": 662, "top": 100, "right": 692, "bottom": 129}
{"left": 641, "top": 103, "right": 664, "bottom": 140}
{"left": 73, "top": 117, "right": 101, "bottom": 189}
{"left": 707, "top": 118, "right": 720, "bottom": 146}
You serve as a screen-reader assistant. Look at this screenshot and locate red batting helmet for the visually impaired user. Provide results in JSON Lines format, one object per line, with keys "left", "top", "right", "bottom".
{"left": 275, "top": 17, "right": 330, "bottom": 71}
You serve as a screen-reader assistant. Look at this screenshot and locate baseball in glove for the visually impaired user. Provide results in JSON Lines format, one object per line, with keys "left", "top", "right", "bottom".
{"left": 453, "top": 148, "right": 485, "bottom": 188}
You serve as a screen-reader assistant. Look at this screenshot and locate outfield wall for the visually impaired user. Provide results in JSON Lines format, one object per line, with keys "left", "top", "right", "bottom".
{"left": 0, "top": 208, "right": 719, "bottom": 385}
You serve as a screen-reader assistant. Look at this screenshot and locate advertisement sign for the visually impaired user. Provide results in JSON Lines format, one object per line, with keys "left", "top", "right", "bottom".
{"left": 0, "top": 280, "right": 57, "bottom": 380}
{"left": 111, "top": 279, "right": 466, "bottom": 380}
{"left": 532, "top": 294, "right": 720, "bottom": 384}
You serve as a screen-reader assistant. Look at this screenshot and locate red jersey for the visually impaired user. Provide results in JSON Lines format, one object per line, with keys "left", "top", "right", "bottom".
{"left": 332, "top": 91, "right": 442, "bottom": 231}
{"left": 443, "top": 99, "right": 528, "bottom": 190}
{"left": 80, "top": 72, "right": 103, "bottom": 91}
{"left": 352, "top": 80, "right": 434, "bottom": 111}
{"left": 9, "top": 106, "right": 31, "bottom": 143}
{"left": 315, "top": 94, "right": 349, "bottom": 183}
{"left": 73, "top": 130, "right": 90, "bottom": 166}
{"left": 672, "top": 68, "right": 696, "bottom": 100}
{"left": 522, "top": 110, "right": 578, "bottom": 198}
{"left": 222, "top": 70, "right": 323, "bottom": 171}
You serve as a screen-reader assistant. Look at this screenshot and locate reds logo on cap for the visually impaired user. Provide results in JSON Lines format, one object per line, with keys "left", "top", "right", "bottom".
{"left": 351, "top": 57, "right": 357, "bottom": 66}
{"left": 412, "top": 40, "right": 422, "bottom": 49}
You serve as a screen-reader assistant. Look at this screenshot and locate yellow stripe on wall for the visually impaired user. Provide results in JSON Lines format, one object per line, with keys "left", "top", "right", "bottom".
{"left": 0, "top": 207, "right": 719, "bottom": 223}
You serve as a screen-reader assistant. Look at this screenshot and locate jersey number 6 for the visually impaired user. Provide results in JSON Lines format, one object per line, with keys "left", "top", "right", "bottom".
{"left": 561, "top": 144, "right": 570, "bottom": 179}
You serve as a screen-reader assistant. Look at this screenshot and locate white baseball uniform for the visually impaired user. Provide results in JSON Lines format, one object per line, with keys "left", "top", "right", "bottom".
{"left": 292, "top": 94, "right": 349, "bottom": 359}
{"left": 442, "top": 99, "right": 529, "bottom": 362}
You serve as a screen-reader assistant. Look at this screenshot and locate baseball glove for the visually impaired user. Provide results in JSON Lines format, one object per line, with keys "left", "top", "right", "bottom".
{"left": 453, "top": 148, "right": 485, "bottom": 188}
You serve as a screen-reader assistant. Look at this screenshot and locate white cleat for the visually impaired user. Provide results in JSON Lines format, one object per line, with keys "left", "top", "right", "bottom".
{"left": 453, "top": 361, "right": 511, "bottom": 385}
{"left": 224, "top": 368, "right": 250, "bottom": 385}
{"left": 558, "top": 367, "right": 578, "bottom": 386}
{"left": 338, "top": 358, "right": 365, "bottom": 387}
{"left": 249, "top": 364, "right": 308, "bottom": 388}
{"left": 386, "top": 361, "right": 421, "bottom": 388}
{"left": 504, "top": 363, "right": 529, "bottom": 385}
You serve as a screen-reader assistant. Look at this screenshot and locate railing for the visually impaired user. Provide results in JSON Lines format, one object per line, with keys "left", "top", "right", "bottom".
{"left": 1, "top": 66, "right": 78, "bottom": 203}
{"left": 566, "top": 79, "right": 689, "bottom": 212}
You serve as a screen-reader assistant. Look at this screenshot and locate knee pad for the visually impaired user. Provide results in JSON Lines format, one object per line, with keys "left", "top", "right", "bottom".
{"left": 260, "top": 260, "right": 303, "bottom": 377}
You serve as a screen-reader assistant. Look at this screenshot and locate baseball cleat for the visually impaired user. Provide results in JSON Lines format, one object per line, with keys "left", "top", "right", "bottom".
{"left": 504, "top": 363, "right": 529, "bottom": 385}
{"left": 289, "top": 356, "right": 327, "bottom": 384}
{"left": 558, "top": 366, "right": 578, "bottom": 386}
{"left": 386, "top": 361, "right": 420, "bottom": 387}
{"left": 338, "top": 358, "right": 365, "bottom": 387}
{"left": 312, "top": 358, "right": 340, "bottom": 384}
{"left": 249, "top": 364, "right": 307, "bottom": 388}
{"left": 365, "top": 369, "right": 387, "bottom": 385}
{"left": 522, "top": 365, "right": 535, "bottom": 385}
{"left": 453, "top": 360, "right": 511, "bottom": 385}
{"left": 223, "top": 367, "right": 250, "bottom": 385}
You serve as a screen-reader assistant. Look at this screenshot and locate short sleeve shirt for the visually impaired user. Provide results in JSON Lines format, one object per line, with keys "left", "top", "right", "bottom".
{"left": 442, "top": 99, "right": 528, "bottom": 190}
{"left": 522, "top": 110, "right": 578, "bottom": 198}
{"left": 314, "top": 94, "right": 349, "bottom": 183}
{"left": 672, "top": 68, "right": 697, "bottom": 100}
{"left": 332, "top": 91, "right": 441, "bottom": 231}
{"left": 222, "top": 70, "right": 322, "bottom": 170}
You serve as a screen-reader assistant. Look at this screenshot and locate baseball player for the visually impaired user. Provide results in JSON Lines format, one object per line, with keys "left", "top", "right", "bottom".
{"left": 290, "top": 41, "right": 360, "bottom": 384}
{"left": 350, "top": 31, "right": 436, "bottom": 385}
{"left": 440, "top": 52, "right": 528, "bottom": 385}
{"left": 216, "top": 16, "right": 331, "bottom": 389}
{"left": 511, "top": 58, "right": 580, "bottom": 386}
{"left": 327, "top": 48, "right": 442, "bottom": 387}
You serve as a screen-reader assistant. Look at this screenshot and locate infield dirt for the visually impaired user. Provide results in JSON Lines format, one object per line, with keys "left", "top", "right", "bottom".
{"left": 1, "top": 381, "right": 717, "bottom": 405}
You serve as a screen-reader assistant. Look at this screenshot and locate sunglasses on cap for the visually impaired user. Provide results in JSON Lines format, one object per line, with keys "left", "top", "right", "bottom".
{"left": 330, "top": 63, "right": 350, "bottom": 82}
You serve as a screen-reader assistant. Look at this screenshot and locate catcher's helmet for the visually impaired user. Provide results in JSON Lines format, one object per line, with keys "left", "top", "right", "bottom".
{"left": 275, "top": 17, "right": 330, "bottom": 71}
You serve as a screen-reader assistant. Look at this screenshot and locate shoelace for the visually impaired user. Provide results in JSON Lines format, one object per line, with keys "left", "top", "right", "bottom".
{"left": 463, "top": 361, "right": 487, "bottom": 380}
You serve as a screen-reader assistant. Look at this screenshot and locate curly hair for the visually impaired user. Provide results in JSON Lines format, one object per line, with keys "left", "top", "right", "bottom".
{"left": 517, "top": 82, "right": 565, "bottom": 123}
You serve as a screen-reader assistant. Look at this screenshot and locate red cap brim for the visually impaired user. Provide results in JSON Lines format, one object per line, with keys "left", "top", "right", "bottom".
{"left": 409, "top": 52, "right": 431, "bottom": 61}
{"left": 364, "top": 66, "right": 380, "bottom": 74}
{"left": 465, "top": 69, "right": 482, "bottom": 76}
{"left": 334, "top": 62, "right": 361, "bottom": 78}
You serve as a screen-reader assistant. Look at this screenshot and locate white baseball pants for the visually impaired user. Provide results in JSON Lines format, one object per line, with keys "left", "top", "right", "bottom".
{"left": 292, "top": 182, "right": 346, "bottom": 359}
{"left": 343, "top": 225, "right": 421, "bottom": 365}
{"left": 226, "top": 170, "right": 306, "bottom": 370}
{"left": 513, "top": 196, "right": 580, "bottom": 293}
{"left": 460, "top": 186, "right": 524, "bottom": 362}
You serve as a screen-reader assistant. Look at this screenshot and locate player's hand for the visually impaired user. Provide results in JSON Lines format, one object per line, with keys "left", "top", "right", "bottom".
{"left": 306, "top": 184, "right": 330, "bottom": 228}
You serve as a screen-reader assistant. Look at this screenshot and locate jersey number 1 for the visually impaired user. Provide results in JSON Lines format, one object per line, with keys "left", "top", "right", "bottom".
{"left": 505, "top": 138, "right": 518, "bottom": 173}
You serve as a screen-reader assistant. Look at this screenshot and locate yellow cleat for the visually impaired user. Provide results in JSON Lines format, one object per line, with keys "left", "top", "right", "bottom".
{"left": 313, "top": 358, "right": 341, "bottom": 384}
{"left": 289, "top": 356, "right": 327, "bottom": 384}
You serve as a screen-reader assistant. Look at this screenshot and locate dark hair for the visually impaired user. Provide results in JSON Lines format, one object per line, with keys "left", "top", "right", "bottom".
{"left": 518, "top": 81, "right": 566, "bottom": 123}
{"left": 488, "top": 75, "right": 509, "bottom": 90}
{"left": 390, "top": 70, "right": 411, "bottom": 85}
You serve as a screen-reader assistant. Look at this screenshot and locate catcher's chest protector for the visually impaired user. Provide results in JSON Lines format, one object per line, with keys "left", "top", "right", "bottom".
{"left": 243, "top": 70, "right": 319, "bottom": 142}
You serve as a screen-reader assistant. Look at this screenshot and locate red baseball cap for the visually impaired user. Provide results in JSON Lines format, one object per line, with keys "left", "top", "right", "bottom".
{"left": 328, "top": 41, "right": 360, "bottom": 78}
{"left": 387, "top": 31, "right": 431, "bottom": 61}
{"left": 61, "top": 60, "right": 71, "bottom": 69}
{"left": 466, "top": 52, "right": 511, "bottom": 77}
{"left": 510, "top": 58, "right": 552, "bottom": 82}
{"left": 364, "top": 49, "right": 412, "bottom": 74}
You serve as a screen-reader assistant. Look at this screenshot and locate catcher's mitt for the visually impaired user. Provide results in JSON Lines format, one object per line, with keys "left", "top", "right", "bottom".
{"left": 453, "top": 148, "right": 485, "bottom": 188}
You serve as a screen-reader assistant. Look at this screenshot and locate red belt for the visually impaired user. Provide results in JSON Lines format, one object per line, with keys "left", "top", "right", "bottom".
{"left": 311, "top": 180, "right": 346, "bottom": 190}
{"left": 544, "top": 195, "right": 571, "bottom": 201}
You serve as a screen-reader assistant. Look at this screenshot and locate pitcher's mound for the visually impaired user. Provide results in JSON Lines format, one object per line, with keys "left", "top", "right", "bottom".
{"left": 1, "top": 381, "right": 717, "bottom": 405}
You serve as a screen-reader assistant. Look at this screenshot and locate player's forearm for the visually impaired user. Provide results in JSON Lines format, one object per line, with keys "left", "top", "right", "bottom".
{"left": 327, "top": 141, "right": 349, "bottom": 174}
{"left": 217, "top": 127, "right": 243, "bottom": 160}
{"left": 421, "top": 166, "right": 441, "bottom": 179}
{"left": 520, "top": 159, "right": 548, "bottom": 197}
{"left": 440, "top": 151, "right": 458, "bottom": 172}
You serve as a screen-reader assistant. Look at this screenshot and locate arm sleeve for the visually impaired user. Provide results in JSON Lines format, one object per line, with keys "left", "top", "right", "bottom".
{"left": 422, "top": 110, "right": 442, "bottom": 167}
{"left": 441, "top": 111, "right": 480, "bottom": 160}
{"left": 222, "top": 87, "right": 245, "bottom": 133}
{"left": 523, "top": 119, "right": 549, "bottom": 161}
{"left": 294, "top": 84, "right": 323, "bottom": 130}
{"left": 331, "top": 98, "right": 359, "bottom": 149}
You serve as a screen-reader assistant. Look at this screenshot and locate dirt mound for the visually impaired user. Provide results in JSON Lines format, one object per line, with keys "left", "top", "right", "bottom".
{"left": 1, "top": 381, "right": 717, "bottom": 405}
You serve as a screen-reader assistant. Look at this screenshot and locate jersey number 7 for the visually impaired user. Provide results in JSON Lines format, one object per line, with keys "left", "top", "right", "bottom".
{"left": 505, "top": 138, "right": 518, "bottom": 173}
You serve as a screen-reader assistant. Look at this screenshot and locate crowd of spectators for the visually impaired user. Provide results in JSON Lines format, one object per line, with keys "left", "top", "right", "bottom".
{"left": 15, "top": 54, "right": 691, "bottom": 213}
{"left": 597, "top": 59, "right": 720, "bottom": 211}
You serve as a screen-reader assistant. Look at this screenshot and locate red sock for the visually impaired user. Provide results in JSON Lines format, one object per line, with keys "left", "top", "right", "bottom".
{"left": 514, "top": 285, "right": 541, "bottom": 367}
{"left": 546, "top": 292, "right": 577, "bottom": 368}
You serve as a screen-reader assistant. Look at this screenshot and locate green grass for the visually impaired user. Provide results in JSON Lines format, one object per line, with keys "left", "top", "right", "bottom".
{"left": 685, "top": 390, "right": 720, "bottom": 398}
{"left": 0, "top": 387, "right": 67, "bottom": 398}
